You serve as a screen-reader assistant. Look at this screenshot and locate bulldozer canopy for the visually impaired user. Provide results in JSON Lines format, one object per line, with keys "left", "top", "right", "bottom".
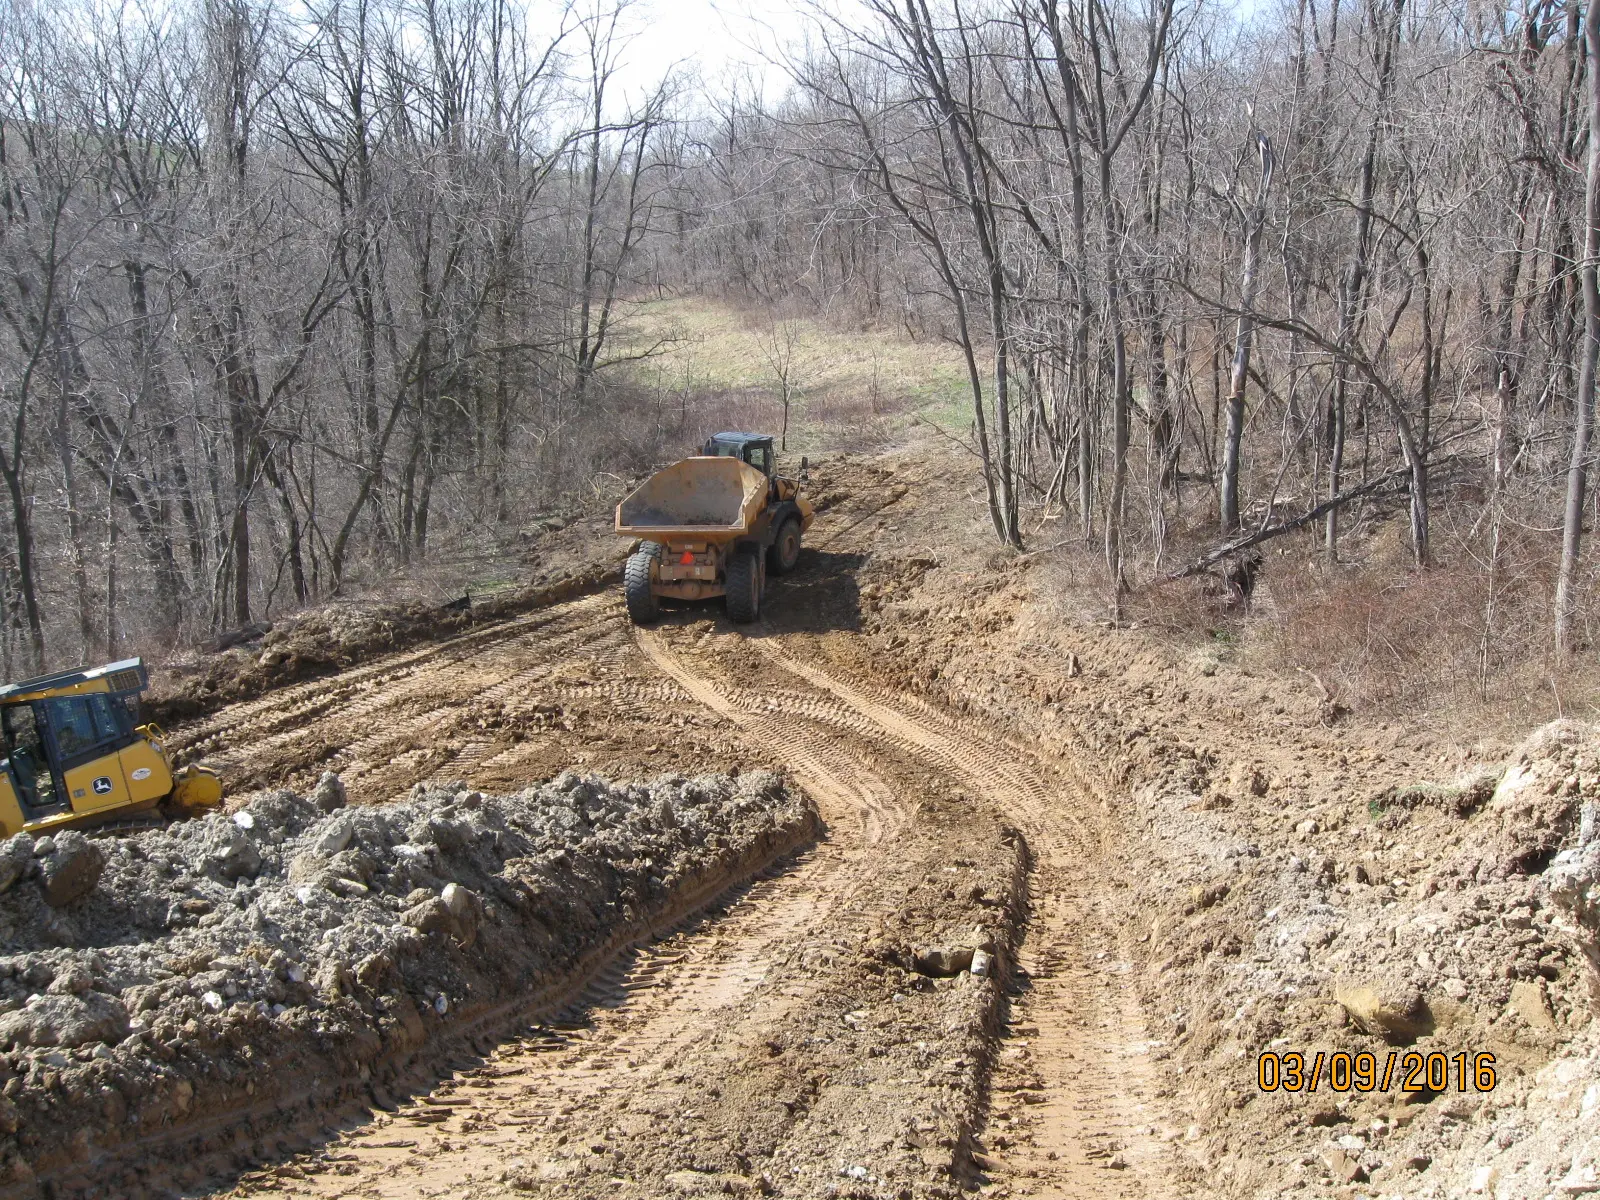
{"left": 0, "top": 658, "right": 147, "bottom": 704}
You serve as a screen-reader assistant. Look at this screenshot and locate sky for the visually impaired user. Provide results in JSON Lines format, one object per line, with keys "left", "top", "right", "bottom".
{"left": 536, "top": 0, "right": 1268, "bottom": 114}
{"left": 558, "top": 0, "right": 825, "bottom": 108}
{"left": 632, "top": 0, "right": 807, "bottom": 84}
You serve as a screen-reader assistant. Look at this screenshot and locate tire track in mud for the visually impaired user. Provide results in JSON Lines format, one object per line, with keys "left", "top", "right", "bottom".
{"left": 222, "top": 628, "right": 916, "bottom": 1200}
{"left": 243, "top": 842, "right": 877, "bottom": 1200}
{"left": 745, "top": 634, "right": 1169, "bottom": 1198}
{"left": 173, "top": 596, "right": 613, "bottom": 750}
{"left": 171, "top": 597, "right": 627, "bottom": 800}
{"left": 634, "top": 630, "right": 905, "bottom": 845}
{"left": 180, "top": 461, "right": 1173, "bottom": 1199}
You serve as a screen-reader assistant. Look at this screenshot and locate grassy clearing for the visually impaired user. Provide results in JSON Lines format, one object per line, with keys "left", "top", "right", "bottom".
{"left": 612, "top": 296, "right": 973, "bottom": 450}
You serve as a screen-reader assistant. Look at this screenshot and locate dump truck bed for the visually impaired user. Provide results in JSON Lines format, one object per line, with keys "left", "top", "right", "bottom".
{"left": 615, "top": 456, "right": 769, "bottom": 542}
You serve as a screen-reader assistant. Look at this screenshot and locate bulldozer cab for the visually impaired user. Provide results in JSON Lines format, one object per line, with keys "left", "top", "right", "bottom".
{"left": 0, "top": 658, "right": 198, "bottom": 835}
{"left": 702, "top": 433, "right": 775, "bottom": 477}
{"left": 3, "top": 690, "right": 146, "bottom": 821}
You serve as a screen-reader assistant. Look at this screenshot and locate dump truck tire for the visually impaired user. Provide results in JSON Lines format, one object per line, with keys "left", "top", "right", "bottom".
{"left": 624, "top": 545, "right": 662, "bottom": 625}
{"left": 767, "top": 516, "right": 801, "bottom": 576}
{"left": 726, "top": 548, "right": 762, "bottom": 623}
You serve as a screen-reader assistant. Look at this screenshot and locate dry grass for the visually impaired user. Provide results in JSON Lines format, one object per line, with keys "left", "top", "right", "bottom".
{"left": 612, "top": 295, "right": 974, "bottom": 450}
{"left": 1242, "top": 513, "right": 1600, "bottom": 733}
{"left": 1042, "top": 487, "right": 1600, "bottom": 742}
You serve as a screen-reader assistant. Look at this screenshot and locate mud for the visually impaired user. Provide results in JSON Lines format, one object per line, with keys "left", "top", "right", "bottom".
{"left": 15, "top": 441, "right": 1600, "bottom": 1200}
{"left": 0, "top": 771, "right": 812, "bottom": 1197}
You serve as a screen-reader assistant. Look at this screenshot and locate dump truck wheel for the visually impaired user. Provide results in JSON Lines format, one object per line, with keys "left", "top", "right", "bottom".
{"left": 767, "top": 517, "right": 802, "bottom": 576}
{"left": 625, "top": 546, "right": 662, "bottom": 625}
{"left": 725, "top": 548, "right": 761, "bottom": 624}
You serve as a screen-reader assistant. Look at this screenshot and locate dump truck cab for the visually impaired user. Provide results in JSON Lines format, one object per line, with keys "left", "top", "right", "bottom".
{"left": 701, "top": 431, "right": 808, "bottom": 510}
{"left": 617, "top": 434, "right": 815, "bottom": 625}
{"left": 0, "top": 658, "right": 221, "bottom": 836}
{"left": 702, "top": 432, "right": 776, "bottom": 475}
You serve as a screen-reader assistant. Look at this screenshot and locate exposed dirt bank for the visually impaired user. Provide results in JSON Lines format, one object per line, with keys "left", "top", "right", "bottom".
{"left": 147, "top": 558, "right": 622, "bottom": 730}
{"left": 28, "top": 439, "right": 1600, "bottom": 1200}
{"left": 828, "top": 444, "right": 1600, "bottom": 1197}
{"left": 0, "top": 771, "right": 812, "bottom": 1198}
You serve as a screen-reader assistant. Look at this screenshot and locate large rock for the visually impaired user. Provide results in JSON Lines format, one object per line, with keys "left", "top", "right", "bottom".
{"left": 1335, "top": 983, "right": 1433, "bottom": 1042}
{"left": 0, "top": 992, "right": 128, "bottom": 1048}
{"left": 914, "top": 946, "right": 976, "bottom": 977}
{"left": 312, "top": 816, "right": 354, "bottom": 856}
{"left": 1487, "top": 721, "right": 1600, "bottom": 876}
{"left": 287, "top": 852, "right": 330, "bottom": 885}
{"left": 441, "top": 883, "right": 481, "bottom": 947}
{"left": 441, "top": 883, "right": 474, "bottom": 920}
{"left": 310, "top": 771, "right": 347, "bottom": 813}
{"left": 38, "top": 832, "right": 105, "bottom": 907}
{"left": 0, "top": 836, "right": 32, "bottom": 896}
{"left": 204, "top": 824, "right": 261, "bottom": 881}
{"left": 401, "top": 886, "right": 480, "bottom": 945}
{"left": 401, "top": 898, "right": 455, "bottom": 936}
{"left": 1508, "top": 980, "right": 1557, "bottom": 1030}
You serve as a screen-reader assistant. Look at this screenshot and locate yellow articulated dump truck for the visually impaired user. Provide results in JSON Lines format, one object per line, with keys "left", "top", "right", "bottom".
{"left": 0, "top": 658, "right": 221, "bottom": 836}
{"left": 616, "top": 432, "right": 814, "bottom": 625}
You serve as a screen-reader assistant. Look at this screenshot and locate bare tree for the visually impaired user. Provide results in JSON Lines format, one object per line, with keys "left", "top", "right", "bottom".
{"left": 1219, "top": 129, "right": 1273, "bottom": 533}
{"left": 757, "top": 315, "right": 800, "bottom": 450}
{"left": 1555, "top": 0, "right": 1600, "bottom": 656}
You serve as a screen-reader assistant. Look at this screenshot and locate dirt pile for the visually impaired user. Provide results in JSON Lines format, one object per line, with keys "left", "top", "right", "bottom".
{"left": 147, "top": 559, "right": 622, "bottom": 728}
{"left": 1110, "top": 720, "right": 1597, "bottom": 1196}
{"left": 0, "top": 769, "right": 814, "bottom": 1197}
{"left": 1366, "top": 722, "right": 1600, "bottom": 1199}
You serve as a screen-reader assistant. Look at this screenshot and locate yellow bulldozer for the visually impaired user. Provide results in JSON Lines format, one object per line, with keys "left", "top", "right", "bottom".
{"left": 616, "top": 432, "right": 815, "bottom": 625}
{"left": 0, "top": 658, "right": 221, "bottom": 837}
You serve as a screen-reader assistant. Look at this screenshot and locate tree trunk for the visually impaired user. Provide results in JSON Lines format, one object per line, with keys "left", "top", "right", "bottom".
{"left": 0, "top": 464, "right": 45, "bottom": 672}
{"left": 53, "top": 315, "right": 96, "bottom": 655}
{"left": 1220, "top": 133, "right": 1274, "bottom": 533}
{"left": 1326, "top": 0, "right": 1398, "bottom": 564}
{"left": 1555, "top": 0, "right": 1600, "bottom": 656}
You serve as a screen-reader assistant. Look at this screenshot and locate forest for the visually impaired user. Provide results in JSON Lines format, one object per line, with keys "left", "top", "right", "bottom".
{"left": 2, "top": 0, "right": 1597, "bottom": 700}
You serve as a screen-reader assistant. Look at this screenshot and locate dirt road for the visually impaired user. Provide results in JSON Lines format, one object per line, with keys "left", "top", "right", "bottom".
{"left": 108, "top": 445, "right": 1600, "bottom": 1200}
{"left": 162, "top": 456, "right": 1180, "bottom": 1200}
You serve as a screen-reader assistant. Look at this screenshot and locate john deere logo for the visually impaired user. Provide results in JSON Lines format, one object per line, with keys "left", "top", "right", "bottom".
{"left": 91, "top": 777, "right": 113, "bottom": 795}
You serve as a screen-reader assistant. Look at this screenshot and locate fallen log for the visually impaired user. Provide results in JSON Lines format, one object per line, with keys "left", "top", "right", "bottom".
{"left": 1156, "top": 458, "right": 1465, "bottom": 584}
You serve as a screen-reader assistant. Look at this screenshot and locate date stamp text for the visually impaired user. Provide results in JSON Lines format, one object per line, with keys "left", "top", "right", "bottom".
{"left": 1257, "top": 1050, "right": 1497, "bottom": 1094}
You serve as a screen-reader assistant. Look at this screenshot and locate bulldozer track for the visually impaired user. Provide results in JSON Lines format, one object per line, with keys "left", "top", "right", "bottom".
{"left": 635, "top": 630, "right": 906, "bottom": 845}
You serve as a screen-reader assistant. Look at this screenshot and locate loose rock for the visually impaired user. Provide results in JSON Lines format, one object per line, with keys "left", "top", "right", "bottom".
{"left": 37, "top": 833, "right": 105, "bottom": 908}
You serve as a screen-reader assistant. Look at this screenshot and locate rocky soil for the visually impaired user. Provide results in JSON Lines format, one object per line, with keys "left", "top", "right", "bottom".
{"left": 0, "top": 770, "right": 812, "bottom": 1197}
{"left": 24, "top": 440, "right": 1600, "bottom": 1200}
{"left": 834, "top": 445, "right": 1600, "bottom": 1198}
